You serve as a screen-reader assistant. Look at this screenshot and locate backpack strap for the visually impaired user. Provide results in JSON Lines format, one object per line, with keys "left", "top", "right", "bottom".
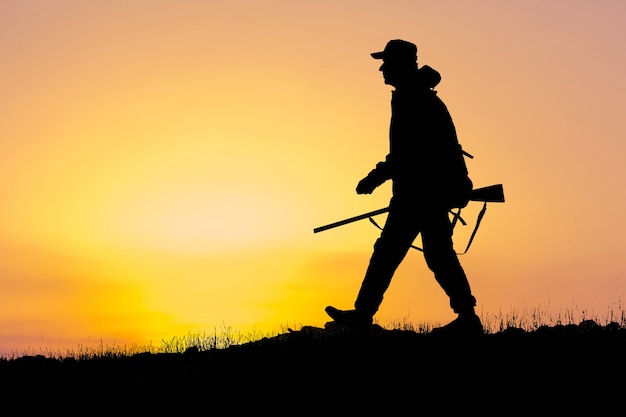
{"left": 458, "top": 201, "right": 488, "bottom": 255}
{"left": 450, "top": 207, "right": 466, "bottom": 229}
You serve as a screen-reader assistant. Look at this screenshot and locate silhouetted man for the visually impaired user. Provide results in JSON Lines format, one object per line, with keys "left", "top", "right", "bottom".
{"left": 325, "top": 40, "right": 482, "bottom": 337}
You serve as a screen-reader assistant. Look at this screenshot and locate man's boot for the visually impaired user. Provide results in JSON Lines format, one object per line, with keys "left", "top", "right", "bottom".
{"left": 325, "top": 306, "right": 373, "bottom": 333}
{"left": 431, "top": 312, "right": 483, "bottom": 338}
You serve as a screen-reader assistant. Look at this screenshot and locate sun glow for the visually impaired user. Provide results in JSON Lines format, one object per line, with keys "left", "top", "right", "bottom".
{"left": 2, "top": 1, "right": 626, "bottom": 355}
{"left": 104, "top": 181, "right": 303, "bottom": 252}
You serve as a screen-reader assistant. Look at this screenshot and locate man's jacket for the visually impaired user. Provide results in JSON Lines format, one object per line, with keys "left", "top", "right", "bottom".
{"left": 366, "top": 65, "right": 472, "bottom": 209}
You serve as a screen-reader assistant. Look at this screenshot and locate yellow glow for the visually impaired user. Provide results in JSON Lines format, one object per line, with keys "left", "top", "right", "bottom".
{"left": 2, "top": 1, "right": 626, "bottom": 355}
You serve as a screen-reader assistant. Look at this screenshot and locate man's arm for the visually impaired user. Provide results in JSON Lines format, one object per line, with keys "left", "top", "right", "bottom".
{"left": 356, "top": 158, "right": 392, "bottom": 194}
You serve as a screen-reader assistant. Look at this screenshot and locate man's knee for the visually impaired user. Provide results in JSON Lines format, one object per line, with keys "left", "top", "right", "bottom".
{"left": 423, "top": 246, "right": 459, "bottom": 272}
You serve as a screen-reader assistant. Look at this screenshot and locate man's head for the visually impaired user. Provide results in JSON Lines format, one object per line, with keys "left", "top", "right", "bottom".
{"left": 371, "top": 39, "right": 418, "bottom": 87}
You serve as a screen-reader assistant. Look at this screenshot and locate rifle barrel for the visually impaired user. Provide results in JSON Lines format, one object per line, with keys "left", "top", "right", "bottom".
{"left": 313, "top": 207, "right": 389, "bottom": 233}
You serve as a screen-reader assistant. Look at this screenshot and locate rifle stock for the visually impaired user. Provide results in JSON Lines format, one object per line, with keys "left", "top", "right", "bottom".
{"left": 313, "top": 184, "right": 504, "bottom": 234}
{"left": 470, "top": 184, "right": 505, "bottom": 203}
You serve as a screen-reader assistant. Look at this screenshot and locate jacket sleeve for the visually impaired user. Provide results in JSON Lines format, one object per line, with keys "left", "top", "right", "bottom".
{"left": 363, "top": 156, "right": 393, "bottom": 187}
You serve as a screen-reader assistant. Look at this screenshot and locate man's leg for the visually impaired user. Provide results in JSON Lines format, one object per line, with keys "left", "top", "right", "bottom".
{"left": 325, "top": 204, "right": 418, "bottom": 331}
{"left": 421, "top": 209, "right": 482, "bottom": 336}
{"left": 421, "top": 209, "right": 476, "bottom": 313}
{"left": 354, "top": 206, "right": 419, "bottom": 316}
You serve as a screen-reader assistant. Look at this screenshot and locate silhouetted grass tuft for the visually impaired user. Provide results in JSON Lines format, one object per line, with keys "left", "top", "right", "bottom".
{"left": 1, "top": 305, "right": 625, "bottom": 414}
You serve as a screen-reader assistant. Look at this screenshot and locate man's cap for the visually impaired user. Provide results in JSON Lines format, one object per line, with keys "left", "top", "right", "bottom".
{"left": 371, "top": 39, "right": 417, "bottom": 61}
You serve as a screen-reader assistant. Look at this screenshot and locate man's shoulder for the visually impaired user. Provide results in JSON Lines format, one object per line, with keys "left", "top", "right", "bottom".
{"left": 415, "top": 89, "right": 447, "bottom": 109}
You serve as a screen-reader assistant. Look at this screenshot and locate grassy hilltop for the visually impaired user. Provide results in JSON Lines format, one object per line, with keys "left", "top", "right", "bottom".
{"left": 1, "top": 312, "right": 625, "bottom": 415}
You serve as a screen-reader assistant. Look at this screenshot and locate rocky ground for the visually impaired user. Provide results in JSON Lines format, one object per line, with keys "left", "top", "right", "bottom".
{"left": 1, "top": 320, "right": 624, "bottom": 415}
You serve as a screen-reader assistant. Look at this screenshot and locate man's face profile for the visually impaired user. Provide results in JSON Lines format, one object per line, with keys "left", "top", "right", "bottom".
{"left": 379, "top": 59, "right": 413, "bottom": 87}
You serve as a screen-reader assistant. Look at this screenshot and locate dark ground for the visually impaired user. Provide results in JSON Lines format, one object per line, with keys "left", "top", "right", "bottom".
{"left": 1, "top": 320, "right": 624, "bottom": 416}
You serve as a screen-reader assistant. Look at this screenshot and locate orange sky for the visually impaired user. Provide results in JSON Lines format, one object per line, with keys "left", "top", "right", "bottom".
{"left": 1, "top": 1, "right": 626, "bottom": 355}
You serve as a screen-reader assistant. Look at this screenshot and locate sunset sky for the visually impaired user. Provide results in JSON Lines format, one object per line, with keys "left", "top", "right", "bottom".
{"left": 2, "top": 1, "right": 625, "bottom": 355}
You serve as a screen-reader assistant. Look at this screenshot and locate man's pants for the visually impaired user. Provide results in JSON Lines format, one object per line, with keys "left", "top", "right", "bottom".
{"left": 354, "top": 201, "right": 476, "bottom": 316}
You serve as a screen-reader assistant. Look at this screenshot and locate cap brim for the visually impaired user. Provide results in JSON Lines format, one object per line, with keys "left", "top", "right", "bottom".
{"left": 371, "top": 51, "right": 385, "bottom": 59}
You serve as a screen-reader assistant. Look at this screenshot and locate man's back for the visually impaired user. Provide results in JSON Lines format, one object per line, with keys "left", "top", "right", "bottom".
{"left": 389, "top": 81, "right": 471, "bottom": 208}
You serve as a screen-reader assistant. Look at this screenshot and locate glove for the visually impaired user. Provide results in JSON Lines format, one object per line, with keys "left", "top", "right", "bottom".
{"left": 356, "top": 175, "right": 379, "bottom": 195}
{"left": 356, "top": 162, "right": 389, "bottom": 195}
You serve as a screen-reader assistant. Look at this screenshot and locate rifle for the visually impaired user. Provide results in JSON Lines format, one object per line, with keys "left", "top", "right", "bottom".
{"left": 313, "top": 184, "right": 504, "bottom": 234}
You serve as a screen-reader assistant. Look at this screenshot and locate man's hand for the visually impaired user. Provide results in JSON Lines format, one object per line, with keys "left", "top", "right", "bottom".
{"left": 356, "top": 176, "right": 378, "bottom": 194}
{"left": 356, "top": 162, "right": 389, "bottom": 194}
